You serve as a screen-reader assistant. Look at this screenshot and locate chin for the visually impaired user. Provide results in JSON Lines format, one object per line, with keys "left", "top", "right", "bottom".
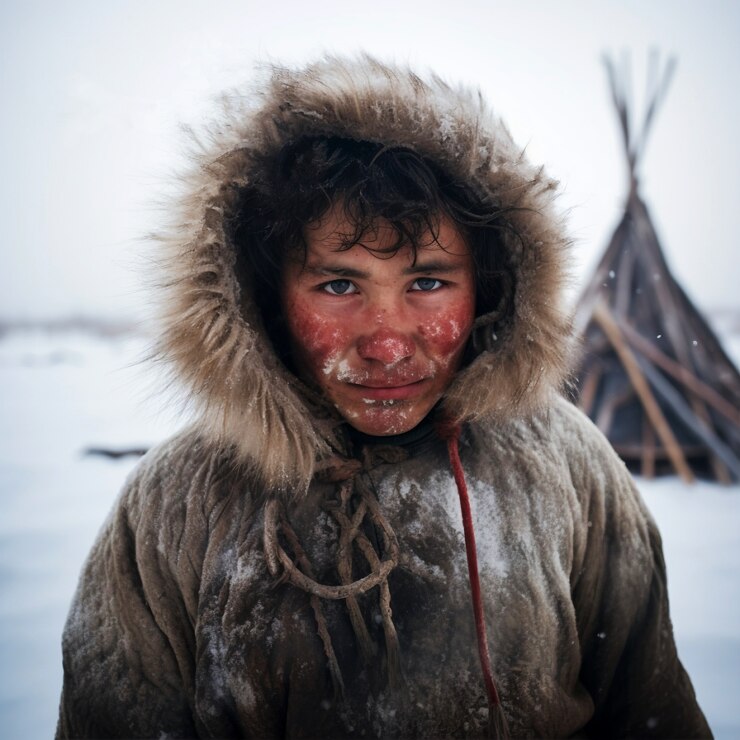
{"left": 341, "top": 401, "right": 428, "bottom": 437}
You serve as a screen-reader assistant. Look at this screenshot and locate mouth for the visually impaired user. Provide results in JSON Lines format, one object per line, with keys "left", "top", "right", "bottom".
{"left": 348, "top": 378, "right": 429, "bottom": 401}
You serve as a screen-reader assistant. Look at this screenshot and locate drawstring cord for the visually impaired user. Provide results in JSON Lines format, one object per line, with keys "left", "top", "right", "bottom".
{"left": 438, "top": 419, "right": 510, "bottom": 740}
{"left": 264, "top": 422, "right": 509, "bottom": 738}
{"left": 263, "top": 474, "right": 402, "bottom": 699}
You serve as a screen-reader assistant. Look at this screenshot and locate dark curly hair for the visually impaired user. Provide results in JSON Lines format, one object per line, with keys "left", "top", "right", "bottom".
{"left": 229, "top": 136, "right": 518, "bottom": 360}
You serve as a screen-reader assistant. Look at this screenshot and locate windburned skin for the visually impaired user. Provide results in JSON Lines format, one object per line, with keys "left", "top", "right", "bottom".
{"left": 280, "top": 209, "right": 476, "bottom": 436}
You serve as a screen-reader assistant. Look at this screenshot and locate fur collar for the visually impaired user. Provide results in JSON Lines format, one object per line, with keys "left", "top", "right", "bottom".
{"left": 153, "top": 55, "right": 574, "bottom": 492}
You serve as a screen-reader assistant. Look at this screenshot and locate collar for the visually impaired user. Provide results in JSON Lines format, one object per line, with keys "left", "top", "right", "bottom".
{"left": 345, "top": 413, "right": 439, "bottom": 457}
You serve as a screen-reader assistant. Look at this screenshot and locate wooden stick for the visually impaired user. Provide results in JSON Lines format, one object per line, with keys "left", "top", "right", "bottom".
{"left": 593, "top": 303, "right": 695, "bottom": 483}
{"left": 619, "top": 316, "right": 733, "bottom": 482}
{"left": 641, "top": 414, "right": 656, "bottom": 479}
{"left": 572, "top": 217, "right": 631, "bottom": 335}
{"left": 616, "top": 276, "right": 737, "bottom": 482}
{"left": 615, "top": 244, "right": 636, "bottom": 319}
{"left": 596, "top": 383, "right": 634, "bottom": 437}
{"left": 632, "top": 201, "right": 697, "bottom": 364}
{"left": 636, "top": 357, "right": 740, "bottom": 482}
{"left": 689, "top": 394, "right": 732, "bottom": 485}
{"left": 579, "top": 365, "right": 602, "bottom": 417}
{"left": 614, "top": 443, "right": 705, "bottom": 460}
{"left": 617, "top": 320, "right": 740, "bottom": 426}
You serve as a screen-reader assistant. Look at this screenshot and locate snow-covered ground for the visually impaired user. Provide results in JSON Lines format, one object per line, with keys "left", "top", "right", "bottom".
{"left": 0, "top": 329, "right": 738, "bottom": 739}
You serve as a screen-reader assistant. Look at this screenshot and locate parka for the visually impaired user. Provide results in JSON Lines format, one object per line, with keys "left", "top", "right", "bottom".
{"left": 57, "top": 56, "right": 711, "bottom": 739}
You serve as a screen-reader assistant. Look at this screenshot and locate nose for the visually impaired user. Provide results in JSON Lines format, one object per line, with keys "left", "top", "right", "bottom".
{"left": 356, "top": 327, "right": 415, "bottom": 366}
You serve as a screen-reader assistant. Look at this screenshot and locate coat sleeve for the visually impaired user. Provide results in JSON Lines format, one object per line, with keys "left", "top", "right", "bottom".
{"left": 567, "top": 409, "right": 712, "bottom": 739}
{"left": 57, "top": 439, "right": 209, "bottom": 739}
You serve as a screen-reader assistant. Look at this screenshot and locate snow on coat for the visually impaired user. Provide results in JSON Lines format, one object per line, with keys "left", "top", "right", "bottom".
{"left": 57, "top": 56, "right": 711, "bottom": 738}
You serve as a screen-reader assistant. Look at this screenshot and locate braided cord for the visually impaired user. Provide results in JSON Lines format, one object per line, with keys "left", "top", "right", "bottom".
{"left": 263, "top": 474, "right": 402, "bottom": 693}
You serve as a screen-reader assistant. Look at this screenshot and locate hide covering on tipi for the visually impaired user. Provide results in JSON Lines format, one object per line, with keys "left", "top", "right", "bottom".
{"left": 573, "top": 55, "right": 740, "bottom": 483}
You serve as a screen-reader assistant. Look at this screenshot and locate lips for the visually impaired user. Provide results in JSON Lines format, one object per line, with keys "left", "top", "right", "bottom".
{"left": 347, "top": 378, "right": 429, "bottom": 401}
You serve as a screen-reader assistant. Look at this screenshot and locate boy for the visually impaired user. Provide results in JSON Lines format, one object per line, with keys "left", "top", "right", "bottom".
{"left": 58, "top": 57, "right": 710, "bottom": 738}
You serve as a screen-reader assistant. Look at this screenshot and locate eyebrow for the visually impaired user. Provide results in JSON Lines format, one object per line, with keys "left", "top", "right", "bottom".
{"left": 302, "top": 261, "right": 467, "bottom": 279}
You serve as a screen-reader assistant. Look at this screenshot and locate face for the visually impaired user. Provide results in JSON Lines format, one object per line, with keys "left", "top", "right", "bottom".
{"left": 280, "top": 210, "right": 476, "bottom": 436}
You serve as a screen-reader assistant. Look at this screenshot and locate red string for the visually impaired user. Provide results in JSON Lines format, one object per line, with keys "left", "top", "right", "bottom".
{"left": 443, "top": 424, "right": 502, "bottom": 710}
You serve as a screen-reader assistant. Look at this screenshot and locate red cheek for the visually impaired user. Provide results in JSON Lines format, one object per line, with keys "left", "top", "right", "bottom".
{"left": 417, "top": 301, "right": 474, "bottom": 354}
{"left": 285, "top": 300, "right": 349, "bottom": 364}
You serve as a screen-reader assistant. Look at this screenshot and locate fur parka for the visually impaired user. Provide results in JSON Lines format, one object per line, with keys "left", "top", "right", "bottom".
{"left": 57, "top": 57, "right": 710, "bottom": 739}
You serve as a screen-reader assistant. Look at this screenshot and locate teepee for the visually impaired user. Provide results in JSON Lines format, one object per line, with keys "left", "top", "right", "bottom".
{"left": 573, "top": 54, "right": 740, "bottom": 483}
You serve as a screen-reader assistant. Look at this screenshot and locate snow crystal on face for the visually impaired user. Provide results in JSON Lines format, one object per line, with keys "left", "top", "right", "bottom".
{"left": 322, "top": 350, "right": 341, "bottom": 376}
{"left": 333, "top": 357, "right": 374, "bottom": 383}
{"left": 422, "top": 321, "right": 444, "bottom": 339}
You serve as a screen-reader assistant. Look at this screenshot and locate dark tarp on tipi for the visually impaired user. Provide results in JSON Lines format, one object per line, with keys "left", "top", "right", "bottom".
{"left": 573, "top": 54, "right": 740, "bottom": 483}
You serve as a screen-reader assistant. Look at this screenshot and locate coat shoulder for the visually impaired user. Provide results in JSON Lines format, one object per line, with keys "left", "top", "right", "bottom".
{"left": 119, "top": 426, "right": 251, "bottom": 526}
{"left": 468, "top": 393, "right": 652, "bottom": 543}
{"left": 547, "top": 395, "right": 652, "bottom": 525}
{"left": 470, "top": 393, "right": 634, "bottom": 489}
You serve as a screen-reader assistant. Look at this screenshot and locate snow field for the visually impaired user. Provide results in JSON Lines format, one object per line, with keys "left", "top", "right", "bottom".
{"left": 0, "top": 330, "right": 737, "bottom": 738}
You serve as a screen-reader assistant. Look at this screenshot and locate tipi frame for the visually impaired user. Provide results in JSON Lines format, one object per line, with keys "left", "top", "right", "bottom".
{"left": 573, "top": 53, "right": 740, "bottom": 483}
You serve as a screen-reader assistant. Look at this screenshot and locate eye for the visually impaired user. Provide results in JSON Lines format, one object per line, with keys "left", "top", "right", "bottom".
{"left": 322, "top": 279, "right": 357, "bottom": 295}
{"left": 411, "top": 277, "right": 443, "bottom": 292}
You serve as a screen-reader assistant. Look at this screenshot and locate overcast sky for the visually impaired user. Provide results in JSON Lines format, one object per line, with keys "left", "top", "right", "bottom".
{"left": 2, "top": 0, "right": 738, "bottom": 322}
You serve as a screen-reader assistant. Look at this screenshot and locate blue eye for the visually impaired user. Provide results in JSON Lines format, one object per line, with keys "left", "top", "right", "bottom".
{"left": 412, "top": 278, "right": 443, "bottom": 291}
{"left": 323, "top": 280, "right": 356, "bottom": 295}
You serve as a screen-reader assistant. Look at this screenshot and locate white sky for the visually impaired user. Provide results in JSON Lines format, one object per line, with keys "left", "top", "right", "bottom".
{"left": 2, "top": 0, "right": 739, "bottom": 321}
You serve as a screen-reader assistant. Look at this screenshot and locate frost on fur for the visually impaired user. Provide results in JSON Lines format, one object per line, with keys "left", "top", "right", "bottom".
{"left": 151, "top": 56, "right": 574, "bottom": 491}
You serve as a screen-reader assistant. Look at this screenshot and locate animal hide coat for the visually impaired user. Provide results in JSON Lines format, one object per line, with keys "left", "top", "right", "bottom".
{"left": 57, "top": 57, "right": 711, "bottom": 739}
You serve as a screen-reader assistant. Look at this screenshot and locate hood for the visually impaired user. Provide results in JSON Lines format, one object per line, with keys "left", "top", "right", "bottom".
{"left": 153, "top": 55, "right": 574, "bottom": 491}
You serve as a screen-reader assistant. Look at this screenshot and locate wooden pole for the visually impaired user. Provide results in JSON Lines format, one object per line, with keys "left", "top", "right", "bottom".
{"left": 579, "top": 365, "right": 602, "bottom": 417}
{"left": 618, "top": 318, "right": 736, "bottom": 483}
{"left": 596, "top": 384, "right": 635, "bottom": 438}
{"left": 642, "top": 414, "right": 656, "bottom": 479}
{"left": 592, "top": 303, "right": 695, "bottom": 483}
{"left": 617, "top": 320, "right": 740, "bottom": 426}
{"left": 636, "top": 357, "right": 740, "bottom": 482}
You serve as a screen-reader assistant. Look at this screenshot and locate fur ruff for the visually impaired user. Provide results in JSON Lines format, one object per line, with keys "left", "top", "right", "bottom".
{"left": 153, "top": 55, "right": 575, "bottom": 492}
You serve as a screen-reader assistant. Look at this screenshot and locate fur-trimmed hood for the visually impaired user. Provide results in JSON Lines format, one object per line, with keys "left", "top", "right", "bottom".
{"left": 154, "top": 55, "right": 574, "bottom": 490}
